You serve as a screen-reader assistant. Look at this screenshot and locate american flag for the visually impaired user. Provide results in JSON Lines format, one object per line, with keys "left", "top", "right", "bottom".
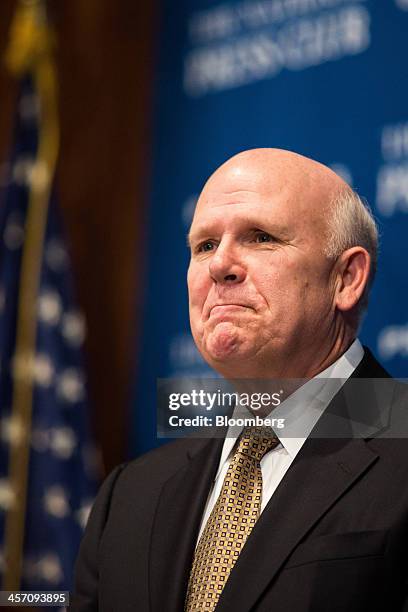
{"left": 0, "top": 76, "right": 99, "bottom": 601}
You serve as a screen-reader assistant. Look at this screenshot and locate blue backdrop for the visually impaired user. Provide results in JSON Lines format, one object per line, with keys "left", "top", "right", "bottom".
{"left": 132, "top": 0, "right": 408, "bottom": 456}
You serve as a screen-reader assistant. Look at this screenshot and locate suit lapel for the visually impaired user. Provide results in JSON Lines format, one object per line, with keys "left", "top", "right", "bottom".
{"left": 149, "top": 437, "right": 223, "bottom": 612}
{"left": 215, "top": 436, "right": 378, "bottom": 612}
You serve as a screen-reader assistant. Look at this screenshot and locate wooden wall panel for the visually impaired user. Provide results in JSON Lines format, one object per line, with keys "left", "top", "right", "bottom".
{"left": 0, "top": 0, "right": 17, "bottom": 165}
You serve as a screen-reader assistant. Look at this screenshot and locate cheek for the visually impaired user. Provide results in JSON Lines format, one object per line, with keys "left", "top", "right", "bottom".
{"left": 252, "top": 256, "right": 322, "bottom": 309}
{"left": 187, "top": 264, "right": 209, "bottom": 309}
{"left": 252, "top": 259, "right": 297, "bottom": 302}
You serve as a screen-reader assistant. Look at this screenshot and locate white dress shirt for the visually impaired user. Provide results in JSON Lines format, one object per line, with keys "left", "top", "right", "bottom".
{"left": 197, "top": 339, "right": 364, "bottom": 542}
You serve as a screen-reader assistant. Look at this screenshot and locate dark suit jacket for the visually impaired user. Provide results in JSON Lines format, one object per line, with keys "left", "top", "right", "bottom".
{"left": 71, "top": 350, "right": 408, "bottom": 611}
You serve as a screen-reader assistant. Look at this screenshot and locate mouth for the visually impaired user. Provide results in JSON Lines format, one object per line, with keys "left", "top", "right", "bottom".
{"left": 209, "top": 304, "right": 251, "bottom": 318}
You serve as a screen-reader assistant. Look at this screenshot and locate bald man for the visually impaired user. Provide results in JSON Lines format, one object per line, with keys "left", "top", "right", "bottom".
{"left": 71, "top": 149, "right": 408, "bottom": 612}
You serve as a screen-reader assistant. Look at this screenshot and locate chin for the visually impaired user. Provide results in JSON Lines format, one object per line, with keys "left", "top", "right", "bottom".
{"left": 203, "top": 324, "right": 247, "bottom": 360}
{"left": 206, "top": 356, "right": 254, "bottom": 379}
{"left": 203, "top": 343, "right": 258, "bottom": 376}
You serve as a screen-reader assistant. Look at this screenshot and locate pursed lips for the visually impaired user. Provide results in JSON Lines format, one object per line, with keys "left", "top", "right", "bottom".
{"left": 207, "top": 303, "right": 253, "bottom": 319}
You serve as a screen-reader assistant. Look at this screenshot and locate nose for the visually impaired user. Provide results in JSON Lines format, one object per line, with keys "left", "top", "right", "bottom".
{"left": 208, "top": 242, "right": 246, "bottom": 284}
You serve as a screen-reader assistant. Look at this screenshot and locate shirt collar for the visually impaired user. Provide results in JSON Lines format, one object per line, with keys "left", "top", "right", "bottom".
{"left": 215, "top": 339, "right": 364, "bottom": 477}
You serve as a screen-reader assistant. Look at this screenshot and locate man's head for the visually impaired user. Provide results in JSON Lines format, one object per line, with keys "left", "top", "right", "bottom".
{"left": 187, "top": 148, "right": 378, "bottom": 379}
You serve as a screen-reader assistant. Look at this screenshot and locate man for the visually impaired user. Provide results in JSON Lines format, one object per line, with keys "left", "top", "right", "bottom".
{"left": 71, "top": 149, "right": 408, "bottom": 611}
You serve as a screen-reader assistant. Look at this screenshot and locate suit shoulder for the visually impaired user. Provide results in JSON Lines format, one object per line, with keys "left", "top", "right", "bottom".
{"left": 116, "top": 438, "right": 205, "bottom": 490}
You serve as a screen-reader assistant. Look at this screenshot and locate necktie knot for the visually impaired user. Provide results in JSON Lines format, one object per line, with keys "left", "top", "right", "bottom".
{"left": 237, "top": 426, "right": 279, "bottom": 462}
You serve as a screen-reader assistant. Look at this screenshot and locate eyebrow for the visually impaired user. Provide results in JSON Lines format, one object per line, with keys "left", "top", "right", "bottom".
{"left": 187, "top": 224, "right": 216, "bottom": 247}
{"left": 187, "top": 225, "right": 220, "bottom": 248}
{"left": 187, "top": 231, "right": 204, "bottom": 248}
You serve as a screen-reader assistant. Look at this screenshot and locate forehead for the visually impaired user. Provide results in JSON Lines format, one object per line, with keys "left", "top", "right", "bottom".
{"left": 190, "top": 169, "right": 323, "bottom": 241}
{"left": 190, "top": 194, "right": 293, "bottom": 238}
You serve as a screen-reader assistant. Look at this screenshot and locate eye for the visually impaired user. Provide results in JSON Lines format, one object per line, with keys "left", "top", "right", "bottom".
{"left": 253, "top": 231, "right": 273, "bottom": 243}
{"left": 197, "top": 241, "right": 215, "bottom": 253}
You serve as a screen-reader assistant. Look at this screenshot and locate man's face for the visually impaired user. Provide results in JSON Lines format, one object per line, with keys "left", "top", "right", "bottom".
{"left": 187, "top": 153, "right": 339, "bottom": 378}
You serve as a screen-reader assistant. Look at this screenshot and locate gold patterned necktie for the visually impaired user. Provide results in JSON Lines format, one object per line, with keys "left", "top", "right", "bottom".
{"left": 185, "top": 426, "right": 279, "bottom": 611}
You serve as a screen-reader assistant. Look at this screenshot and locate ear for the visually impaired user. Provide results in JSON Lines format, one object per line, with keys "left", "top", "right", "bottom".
{"left": 333, "top": 247, "right": 371, "bottom": 313}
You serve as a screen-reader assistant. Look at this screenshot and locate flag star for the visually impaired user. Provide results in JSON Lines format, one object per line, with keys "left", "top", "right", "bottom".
{"left": 44, "top": 485, "right": 70, "bottom": 518}
{"left": 57, "top": 369, "right": 85, "bottom": 403}
{"left": 49, "top": 427, "right": 77, "bottom": 459}
{"left": 45, "top": 238, "right": 68, "bottom": 272}
{"left": 24, "top": 554, "right": 64, "bottom": 584}
{"left": 38, "top": 554, "right": 64, "bottom": 583}
{"left": 33, "top": 353, "right": 55, "bottom": 387}
{"left": 38, "top": 290, "right": 62, "bottom": 326}
{"left": 0, "top": 479, "right": 15, "bottom": 510}
{"left": 61, "top": 311, "right": 86, "bottom": 347}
